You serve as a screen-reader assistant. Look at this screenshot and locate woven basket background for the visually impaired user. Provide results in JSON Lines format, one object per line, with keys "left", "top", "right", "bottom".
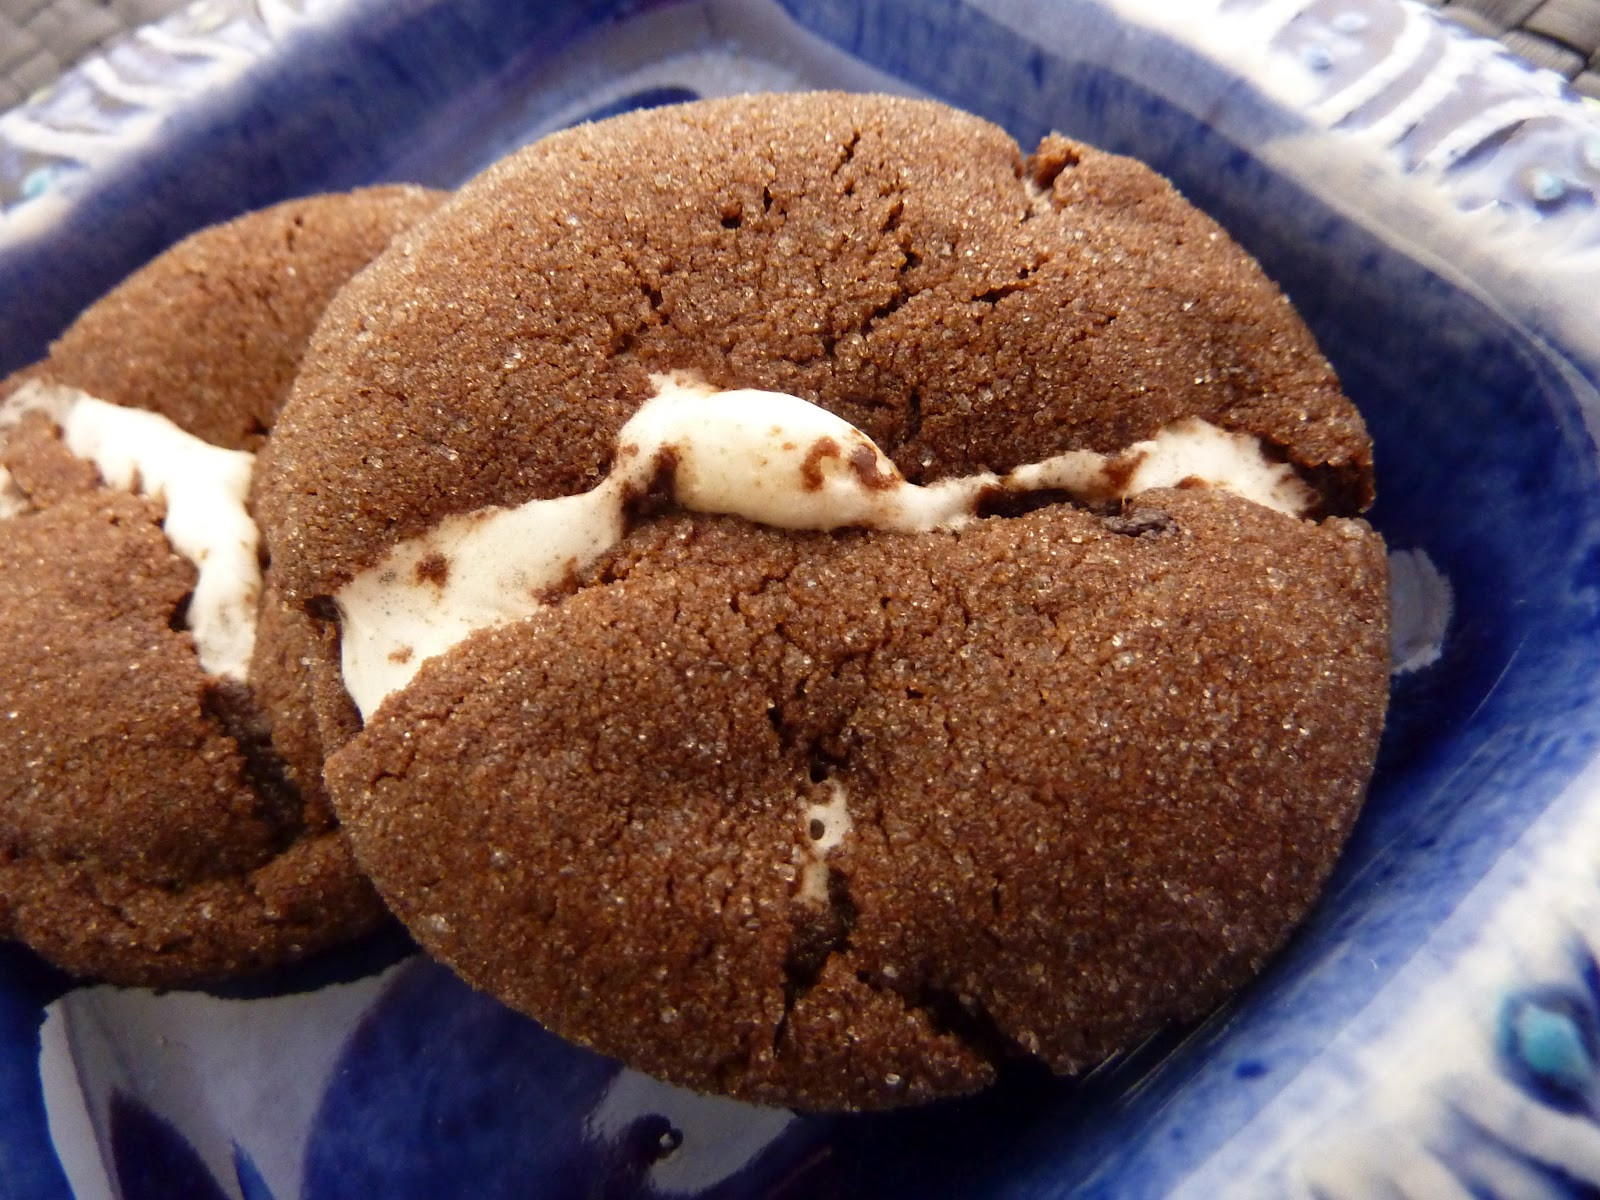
{"left": 1, "top": 0, "right": 180, "bottom": 110}
{"left": 3, "top": 0, "right": 1598, "bottom": 117}
{"left": 1426, "top": 0, "right": 1600, "bottom": 94}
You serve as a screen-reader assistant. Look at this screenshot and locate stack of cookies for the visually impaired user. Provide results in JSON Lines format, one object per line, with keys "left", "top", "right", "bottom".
{"left": 0, "top": 93, "right": 1389, "bottom": 1111}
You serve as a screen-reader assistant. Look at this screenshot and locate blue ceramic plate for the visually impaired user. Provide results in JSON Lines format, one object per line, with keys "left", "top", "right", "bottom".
{"left": 5, "top": 1, "right": 1600, "bottom": 1196}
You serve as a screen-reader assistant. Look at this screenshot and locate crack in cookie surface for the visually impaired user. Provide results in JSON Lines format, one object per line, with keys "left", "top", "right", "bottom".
{"left": 262, "top": 94, "right": 1389, "bottom": 1108}
{"left": 1, "top": 381, "right": 260, "bottom": 679}
{"left": 262, "top": 93, "right": 1374, "bottom": 603}
{"left": 337, "top": 375, "right": 1316, "bottom": 720}
{"left": 329, "top": 498, "right": 1388, "bottom": 1110}
{"left": 0, "top": 186, "right": 443, "bottom": 985}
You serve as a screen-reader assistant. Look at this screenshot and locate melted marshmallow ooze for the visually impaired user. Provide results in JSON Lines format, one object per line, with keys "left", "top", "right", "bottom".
{"left": 0, "top": 382, "right": 260, "bottom": 681}
{"left": 338, "top": 374, "right": 1314, "bottom": 719}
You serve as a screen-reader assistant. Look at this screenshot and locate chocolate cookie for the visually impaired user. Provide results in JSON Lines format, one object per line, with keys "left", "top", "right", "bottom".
{"left": 0, "top": 186, "right": 443, "bottom": 987}
{"left": 260, "top": 94, "right": 1389, "bottom": 1109}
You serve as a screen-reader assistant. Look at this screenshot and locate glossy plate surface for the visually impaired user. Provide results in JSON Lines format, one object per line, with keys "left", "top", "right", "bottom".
{"left": 4, "top": 1, "right": 1600, "bottom": 1196}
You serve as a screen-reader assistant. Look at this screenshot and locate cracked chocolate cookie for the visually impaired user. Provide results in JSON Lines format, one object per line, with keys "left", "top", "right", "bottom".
{"left": 260, "top": 94, "right": 1389, "bottom": 1109}
{"left": 0, "top": 185, "right": 444, "bottom": 987}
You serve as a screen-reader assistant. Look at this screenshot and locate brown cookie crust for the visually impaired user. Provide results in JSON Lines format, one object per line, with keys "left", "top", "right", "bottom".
{"left": 259, "top": 95, "right": 1387, "bottom": 1107}
{"left": 4, "top": 185, "right": 443, "bottom": 452}
{"left": 261, "top": 93, "right": 1372, "bottom": 601}
{"left": 0, "top": 487, "right": 381, "bottom": 982}
{"left": 330, "top": 493, "right": 1387, "bottom": 1111}
{"left": 0, "top": 187, "right": 444, "bottom": 985}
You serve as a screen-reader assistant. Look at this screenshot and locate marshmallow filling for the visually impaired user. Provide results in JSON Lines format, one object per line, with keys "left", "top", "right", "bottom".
{"left": 0, "top": 382, "right": 260, "bottom": 681}
{"left": 338, "top": 373, "right": 1315, "bottom": 719}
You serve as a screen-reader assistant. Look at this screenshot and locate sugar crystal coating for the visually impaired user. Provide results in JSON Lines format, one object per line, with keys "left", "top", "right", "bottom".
{"left": 338, "top": 372, "right": 1313, "bottom": 718}
{"left": 0, "top": 186, "right": 443, "bottom": 986}
{"left": 2, "top": 382, "right": 260, "bottom": 680}
{"left": 260, "top": 94, "right": 1389, "bottom": 1108}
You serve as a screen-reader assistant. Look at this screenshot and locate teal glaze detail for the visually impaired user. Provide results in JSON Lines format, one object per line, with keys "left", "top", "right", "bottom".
{"left": 1507, "top": 999, "right": 1597, "bottom": 1093}
{"left": 19, "top": 166, "right": 56, "bottom": 200}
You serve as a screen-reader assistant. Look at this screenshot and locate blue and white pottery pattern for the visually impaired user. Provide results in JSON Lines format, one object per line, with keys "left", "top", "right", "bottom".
{"left": 0, "top": 0, "right": 334, "bottom": 220}
{"left": 4, "top": 0, "right": 1600, "bottom": 1196}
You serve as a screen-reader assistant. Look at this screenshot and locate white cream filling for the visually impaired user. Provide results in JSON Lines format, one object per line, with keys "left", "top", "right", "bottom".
{"left": 0, "top": 381, "right": 260, "bottom": 681}
{"left": 338, "top": 372, "right": 1313, "bottom": 719}
{"left": 800, "top": 781, "right": 854, "bottom": 904}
